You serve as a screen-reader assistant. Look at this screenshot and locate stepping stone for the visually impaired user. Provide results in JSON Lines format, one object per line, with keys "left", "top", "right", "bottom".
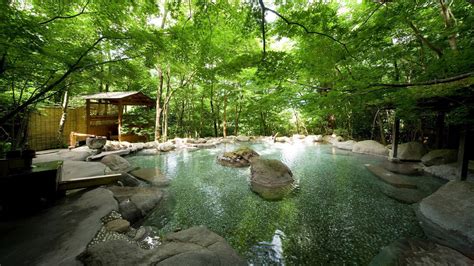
{"left": 366, "top": 164, "right": 417, "bottom": 189}
{"left": 130, "top": 168, "right": 170, "bottom": 187}
{"left": 381, "top": 161, "right": 423, "bottom": 176}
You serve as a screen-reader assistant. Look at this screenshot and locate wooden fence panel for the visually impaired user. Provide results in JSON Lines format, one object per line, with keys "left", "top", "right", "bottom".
{"left": 27, "top": 107, "right": 86, "bottom": 150}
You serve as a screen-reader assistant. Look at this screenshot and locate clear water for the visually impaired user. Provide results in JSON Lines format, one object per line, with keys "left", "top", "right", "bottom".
{"left": 127, "top": 142, "right": 431, "bottom": 265}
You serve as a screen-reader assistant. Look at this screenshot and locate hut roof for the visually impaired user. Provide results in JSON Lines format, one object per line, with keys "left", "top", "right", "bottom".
{"left": 83, "top": 91, "right": 154, "bottom": 106}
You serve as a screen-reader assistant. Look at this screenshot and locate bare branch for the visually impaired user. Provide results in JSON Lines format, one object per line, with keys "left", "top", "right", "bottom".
{"left": 39, "top": 0, "right": 90, "bottom": 25}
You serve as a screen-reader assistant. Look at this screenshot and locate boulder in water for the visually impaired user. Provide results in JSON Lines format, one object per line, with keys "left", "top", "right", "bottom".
{"left": 415, "top": 181, "right": 474, "bottom": 259}
{"left": 334, "top": 140, "right": 356, "bottom": 151}
{"left": 390, "top": 141, "right": 427, "bottom": 161}
{"left": 352, "top": 140, "right": 388, "bottom": 156}
{"left": 421, "top": 149, "right": 458, "bottom": 166}
{"left": 250, "top": 158, "right": 295, "bottom": 200}
{"left": 217, "top": 147, "right": 259, "bottom": 167}
{"left": 370, "top": 238, "right": 474, "bottom": 265}
{"left": 236, "top": 135, "right": 250, "bottom": 142}
{"left": 101, "top": 154, "right": 133, "bottom": 172}
{"left": 78, "top": 226, "right": 246, "bottom": 265}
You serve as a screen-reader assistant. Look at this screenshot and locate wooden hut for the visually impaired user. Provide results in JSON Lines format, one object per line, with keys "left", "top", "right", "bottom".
{"left": 82, "top": 92, "right": 154, "bottom": 142}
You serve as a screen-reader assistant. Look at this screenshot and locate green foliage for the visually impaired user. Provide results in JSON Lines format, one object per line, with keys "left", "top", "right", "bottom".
{"left": 1, "top": 0, "right": 473, "bottom": 145}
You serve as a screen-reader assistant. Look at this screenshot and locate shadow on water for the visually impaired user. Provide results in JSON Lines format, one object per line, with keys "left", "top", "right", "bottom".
{"left": 127, "top": 143, "right": 426, "bottom": 264}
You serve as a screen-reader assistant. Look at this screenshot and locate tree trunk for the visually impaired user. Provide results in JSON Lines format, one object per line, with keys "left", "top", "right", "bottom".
{"left": 57, "top": 87, "right": 69, "bottom": 147}
{"left": 234, "top": 100, "right": 241, "bottom": 136}
{"left": 222, "top": 92, "right": 227, "bottom": 138}
{"left": 210, "top": 84, "right": 218, "bottom": 137}
{"left": 154, "top": 66, "right": 164, "bottom": 141}
{"left": 439, "top": 0, "right": 457, "bottom": 51}
{"left": 199, "top": 94, "right": 204, "bottom": 137}
{"left": 162, "top": 65, "right": 171, "bottom": 142}
{"left": 378, "top": 113, "right": 386, "bottom": 145}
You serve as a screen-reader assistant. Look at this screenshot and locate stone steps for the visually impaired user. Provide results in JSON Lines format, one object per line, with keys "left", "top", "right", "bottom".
{"left": 365, "top": 164, "right": 418, "bottom": 189}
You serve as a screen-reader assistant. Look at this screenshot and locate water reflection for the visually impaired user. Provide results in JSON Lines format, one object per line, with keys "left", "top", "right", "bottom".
{"left": 250, "top": 229, "right": 286, "bottom": 266}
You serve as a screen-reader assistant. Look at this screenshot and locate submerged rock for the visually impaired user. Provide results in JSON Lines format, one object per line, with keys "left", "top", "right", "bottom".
{"left": 370, "top": 238, "right": 474, "bottom": 265}
{"left": 352, "top": 140, "right": 388, "bottom": 157}
{"left": 130, "top": 168, "right": 170, "bottom": 187}
{"left": 415, "top": 181, "right": 474, "bottom": 259}
{"left": 217, "top": 147, "right": 259, "bottom": 167}
{"left": 421, "top": 149, "right": 458, "bottom": 166}
{"left": 390, "top": 141, "right": 427, "bottom": 161}
{"left": 78, "top": 226, "right": 246, "bottom": 266}
{"left": 250, "top": 158, "right": 295, "bottom": 200}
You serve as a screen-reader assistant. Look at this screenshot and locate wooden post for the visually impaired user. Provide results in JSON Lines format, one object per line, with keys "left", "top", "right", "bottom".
{"left": 85, "top": 99, "right": 91, "bottom": 134}
{"left": 392, "top": 116, "right": 400, "bottom": 160}
{"left": 117, "top": 102, "right": 123, "bottom": 142}
{"left": 457, "top": 129, "right": 469, "bottom": 181}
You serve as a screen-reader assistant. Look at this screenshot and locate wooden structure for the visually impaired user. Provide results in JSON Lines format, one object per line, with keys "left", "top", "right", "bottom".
{"left": 83, "top": 92, "right": 154, "bottom": 142}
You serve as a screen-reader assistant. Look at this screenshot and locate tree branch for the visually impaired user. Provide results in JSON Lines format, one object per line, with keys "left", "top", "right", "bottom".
{"left": 79, "top": 56, "right": 137, "bottom": 70}
{"left": 408, "top": 21, "right": 444, "bottom": 58}
{"left": 368, "top": 72, "right": 474, "bottom": 88}
{"left": 0, "top": 37, "right": 106, "bottom": 126}
{"left": 39, "top": 0, "right": 90, "bottom": 25}
{"left": 262, "top": 6, "right": 351, "bottom": 57}
{"left": 357, "top": 3, "right": 384, "bottom": 30}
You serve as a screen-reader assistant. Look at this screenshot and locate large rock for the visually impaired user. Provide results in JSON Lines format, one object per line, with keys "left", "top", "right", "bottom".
{"left": 236, "top": 135, "right": 250, "bottom": 142}
{"left": 78, "top": 226, "right": 246, "bottom": 265}
{"left": 421, "top": 149, "right": 458, "bottom": 166}
{"left": 423, "top": 163, "right": 474, "bottom": 181}
{"left": 370, "top": 238, "right": 473, "bottom": 265}
{"left": 250, "top": 158, "right": 295, "bottom": 200}
{"left": 61, "top": 160, "right": 109, "bottom": 181}
{"left": 322, "top": 135, "right": 343, "bottom": 144}
{"left": 101, "top": 154, "right": 133, "bottom": 172}
{"left": 274, "top": 136, "right": 290, "bottom": 143}
{"left": 390, "top": 142, "right": 427, "bottom": 161}
{"left": 352, "top": 140, "right": 388, "bottom": 156}
{"left": 159, "top": 142, "right": 176, "bottom": 152}
{"left": 107, "top": 186, "right": 163, "bottom": 223}
{"left": 0, "top": 188, "right": 118, "bottom": 265}
{"left": 333, "top": 140, "right": 356, "bottom": 151}
{"left": 87, "top": 149, "right": 130, "bottom": 161}
{"left": 33, "top": 149, "right": 92, "bottom": 163}
{"left": 86, "top": 136, "right": 107, "bottom": 150}
{"left": 105, "top": 219, "right": 130, "bottom": 233}
{"left": 381, "top": 161, "right": 423, "bottom": 176}
{"left": 217, "top": 147, "right": 259, "bottom": 167}
{"left": 415, "top": 181, "right": 474, "bottom": 259}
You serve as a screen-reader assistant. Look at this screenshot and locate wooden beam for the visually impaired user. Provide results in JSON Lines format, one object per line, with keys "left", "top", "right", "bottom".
{"left": 117, "top": 101, "right": 123, "bottom": 142}
{"left": 457, "top": 129, "right": 469, "bottom": 181}
{"left": 392, "top": 116, "right": 400, "bottom": 160}
{"left": 85, "top": 99, "right": 91, "bottom": 134}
